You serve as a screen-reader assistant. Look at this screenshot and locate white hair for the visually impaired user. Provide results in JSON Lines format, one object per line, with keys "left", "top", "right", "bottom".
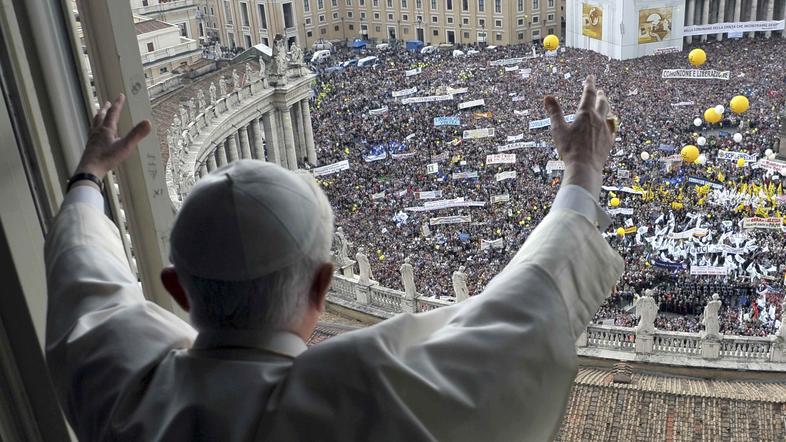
{"left": 180, "top": 170, "right": 334, "bottom": 331}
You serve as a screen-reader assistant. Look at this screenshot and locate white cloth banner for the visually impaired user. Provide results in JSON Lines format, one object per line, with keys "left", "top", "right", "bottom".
{"left": 717, "top": 150, "right": 758, "bottom": 162}
{"left": 462, "top": 127, "right": 495, "bottom": 139}
{"left": 486, "top": 153, "right": 516, "bottom": 165}
{"left": 506, "top": 133, "right": 524, "bottom": 142}
{"left": 690, "top": 266, "right": 728, "bottom": 276}
{"left": 546, "top": 160, "right": 565, "bottom": 173}
{"left": 661, "top": 69, "right": 731, "bottom": 80}
{"left": 417, "top": 190, "right": 442, "bottom": 200}
{"left": 513, "top": 110, "right": 530, "bottom": 116}
{"left": 371, "top": 191, "right": 386, "bottom": 200}
{"left": 369, "top": 106, "right": 388, "bottom": 115}
{"left": 512, "top": 95, "right": 528, "bottom": 102}
{"left": 505, "top": 66, "right": 519, "bottom": 72}
{"left": 429, "top": 215, "right": 472, "bottom": 225}
{"left": 497, "top": 141, "right": 537, "bottom": 152}
{"left": 495, "top": 171, "right": 517, "bottom": 181}
{"left": 407, "top": 198, "right": 486, "bottom": 212}
{"left": 607, "top": 208, "right": 634, "bottom": 216}
{"left": 405, "top": 67, "right": 422, "bottom": 77}
{"left": 601, "top": 186, "right": 645, "bottom": 195}
{"left": 489, "top": 56, "right": 535, "bottom": 66}
{"left": 401, "top": 94, "right": 454, "bottom": 105}
{"left": 458, "top": 99, "right": 486, "bottom": 110}
{"left": 480, "top": 238, "right": 504, "bottom": 250}
{"left": 452, "top": 171, "right": 479, "bottom": 179}
{"left": 491, "top": 194, "right": 510, "bottom": 204}
{"left": 742, "top": 217, "right": 783, "bottom": 230}
{"left": 529, "top": 114, "right": 575, "bottom": 130}
{"left": 756, "top": 158, "right": 786, "bottom": 174}
{"left": 312, "top": 159, "right": 350, "bottom": 177}
{"left": 670, "top": 101, "right": 695, "bottom": 107}
{"left": 668, "top": 228, "right": 709, "bottom": 240}
{"left": 391, "top": 152, "right": 417, "bottom": 160}
{"left": 426, "top": 163, "right": 439, "bottom": 174}
{"left": 392, "top": 87, "right": 418, "bottom": 97}
{"left": 654, "top": 47, "right": 680, "bottom": 55}
{"left": 445, "top": 86, "right": 469, "bottom": 95}
{"left": 683, "top": 20, "right": 785, "bottom": 36}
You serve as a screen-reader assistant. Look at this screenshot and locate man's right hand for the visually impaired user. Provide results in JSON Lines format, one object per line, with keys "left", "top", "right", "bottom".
{"left": 544, "top": 75, "right": 616, "bottom": 200}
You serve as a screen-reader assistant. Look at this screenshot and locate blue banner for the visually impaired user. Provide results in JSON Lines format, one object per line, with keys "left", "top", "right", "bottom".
{"left": 434, "top": 116, "right": 461, "bottom": 127}
{"left": 653, "top": 259, "right": 687, "bottom": 272}
{"left": 658, "top": 143, "right": 676, "bottom": 152}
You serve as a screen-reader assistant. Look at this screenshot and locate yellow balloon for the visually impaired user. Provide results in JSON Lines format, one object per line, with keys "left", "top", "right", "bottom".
{"left": 730, "top": 95, "right": 750, "bottom": 114}
{"left": 704, "top": 107, "right": 722, "bottom": 124}
{"left": 680, "top": 145, "right": 700, "bottom": 163}
{"left": 610, "top": 197, "right": 621, "bottom": 207}
{"left": 379, "top": 255, "right": 385, "bottom": 260}
{"left": 737, "top": 158, "right": 746, "bottom": 168}
{"left": 688, "top": 48, "right": 706, "bottom": 66}
{"left": 543, "top": 34, "right": 559, "bottom": 51}
{"left": 615, "top": 227, "right": 626, "bottom": 237}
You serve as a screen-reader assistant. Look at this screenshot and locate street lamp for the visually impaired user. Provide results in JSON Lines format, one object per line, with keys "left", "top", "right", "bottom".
{"left": 459, "top": 23, "right": 462, "bottom": 46}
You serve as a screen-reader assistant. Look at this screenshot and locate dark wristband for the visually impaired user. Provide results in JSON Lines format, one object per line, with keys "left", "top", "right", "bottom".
{"left": 67, "top": 172, "right": 103, "bottom": 192}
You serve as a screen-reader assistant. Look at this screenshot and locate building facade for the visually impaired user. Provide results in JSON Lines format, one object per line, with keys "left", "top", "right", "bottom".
{"left": 134, "top": 16, "right": 202, "bottom": 85}
{"left": 130, "top": 0, "right": 206, "bottom": 40}
{"left": 204, "top": 0, "right": 566, "bottom": 49}
{"left": 684, "top": 0, "right": 786, "bottom": 43}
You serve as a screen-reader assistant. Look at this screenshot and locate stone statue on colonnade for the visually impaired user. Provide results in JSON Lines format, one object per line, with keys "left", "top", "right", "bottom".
{"left": 178, "top": 105, "right": 188, "bottom": 126}
{"left": 290, "top": 42, "right": 303, "bottom": 66}
{"left": 187, "top": 98, "right": 196, "bottom": 121}
{"left": 245, "top": 63, "right": 253, "bottom": 86}
{"left": 232, "top": 69, "right": 240, "bottom": 91}
{"left": 258, "top": 56, "right": 267, "bottom": 83}
{"left": 633, "top": 289, "right": 658, "bottom": 334}
{"left": 701, "top": 293, "right": 722, "bottom": 340}
{"left": 196, "top": 89, "right": 206, "bottom": 111}
{"left": 333, "top": 227, "right": 350, "bottom": 266}
{"left": 219, "top": 77, "right": 228, "bottom": 96}
{"left": 452, "top": 266, "right": 469, "bottom": 302}
{"left": 356, "top": 247, "right": 374, "bottom": 286}
{"left": 271, "top": 36, "right": 288, "bottom": 81}
{"left": 400, "top": 257, "right": 416, "bottom": 300}
{"left": 209, "top": 82, "right": 217, "bottom": 104}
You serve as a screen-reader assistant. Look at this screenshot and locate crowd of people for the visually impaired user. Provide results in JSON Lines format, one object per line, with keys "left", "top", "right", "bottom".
{"left": 306, "top": 37, "right": 786, "bottom": 336}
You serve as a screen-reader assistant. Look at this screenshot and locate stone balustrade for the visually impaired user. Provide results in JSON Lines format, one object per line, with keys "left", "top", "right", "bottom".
{"left": 327, "top": 273, "right": 786, "bottom": 371}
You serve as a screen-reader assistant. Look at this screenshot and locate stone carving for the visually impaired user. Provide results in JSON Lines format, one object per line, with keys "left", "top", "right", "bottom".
{"left": 356, "top": 247, "right": 374, "bottom": 286}
{"left": 777, "top": 300, "right": 786, "bottom": 340}
{"left": 702, "top": 293, "right": 722, "bottom": 339}
{"left": 219, "top": 77, "right": 228, "bottom": 96}
{"left": 209, "top": 82, "right": 217, "bottom": 104}
{"left": 290, "top": 42, "right": 304, "bottom": 66}
{"left": 400, "top": 257, "right": 416, "bottom": 299}
{"left": 232, "top": 69, "right": 240, "bottom": 91}
{"left": 172, "top": 114, "right": 181, "bottom": 133}
{"left": 187, "top": 97, "right": 196, "bottom": 121}
{"left": 452, "top": 266, "right": 469, "bottom": 302}
{"left": 634, "top": 289, "right": 658, "bottom": 334}
{"left": 258, "top": 56, "right": 267, "bottom": 82}
{"left": 197, "top": 89, "right": 206, "bottom": 111}
{"left": 334, "top": 227, "right": 350, "bottom": 266}
{"left": 272, "top": 36, "right": 288, "bottom": 78}
{"left": 245, "top": 63, "right": 253, "bottom": 86}
{"left": 179, "top": 105, "right": 188, "bottom": 126}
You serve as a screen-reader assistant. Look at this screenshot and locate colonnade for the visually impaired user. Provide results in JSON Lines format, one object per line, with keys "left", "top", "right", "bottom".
{"left": 197, "top": 98, "right": 316, "bottom": 177}
{"left": 684, "top": 0, "right": 785, "bottom": 44}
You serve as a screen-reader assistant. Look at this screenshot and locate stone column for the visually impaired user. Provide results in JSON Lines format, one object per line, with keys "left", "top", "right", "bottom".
{"left": 280, "top": 107, "right": 298, "bottom": 169}
{"left": 251, "top": 118, "right": 266, "bottom": 160}
{"left": 207, "top": 154, "right": 217, "bottom": 171}
{"left": 215, "top": 142, "right": 228, "bottom": 166}
{"left": 748, "top": 0, "right": 759, "bottom": 38}
{"left": 275, "top": 112, "right": 288, "bottom": 169}
{"left": 226, "top": 134, "right": 239, "bottom": 163}
{"left": 764, "top": 0, "right": 775, "bottom": 38}
{"left": 716, "top": 0, "right": 726, "bottom": 41}
{"left": 734, "top": 0, "right": 742, "bottom": 24}
{"left": 293, "top": 105, "right": 306, "bottom": 163}
{"left": 686, "top": 0, "right": 696, "bottom": 44}
{"left": 301, "top": 100, "right": 317, "bottom": 166}
{"left": 239, "top": 124, "right": 252, "bottom": 159}
{"left": 262, "top": 111, "right": 282, "bottom": 166}
{"left": 700, "top": 0, "right": 711, "bottom": 42}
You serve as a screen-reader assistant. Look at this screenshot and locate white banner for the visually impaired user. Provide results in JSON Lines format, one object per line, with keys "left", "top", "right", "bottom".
{"left": 312, "top": 159, "right": 350, "bottom": 177}
{"left": 426, "top": 163, "right": 439, "bottom": 174}
{"left": 683, "top": 20, "right": 785, "bottom": 36}
{"left": 617, "top": 169, "right": 630, "bottom": 179}
{"left": 452, "top": 171, "right": 479, "bottom": 179}
{"left": 369, "top": 106, "right": 388, "bottom": 115}
{"left": 392, "top": 87, "right": 418, "bottom": 97}
{"left": 486, "top": 153, "right": 516, "bottom": 165}
{"left": 654, "top": 47, "right": 680, "bottom": 55}
{"left": 742, "top": 217, "right": 783, "bottom": 230}
{"left": 417, "top": 190, "right": 442, "bottom": 200}
{"left": 405, "top": 67, "right": 422, "bottom": 77}
{"left": 607, "top": 208, "right": 634, "bottom": 216}
{"left": 462, "top": 127, "right": 495, "bottom": 140}
{"left": 430, "top": 215, "right": 472, "bottom": 225}
{"left": 690, "top": 266, "right": 728, "bottom": 276}
{"left": 506, "top": 133, "right": 524, "bottom": 142}
{"left": 371, "top": 191, "right": 386, "bottom": 200}
{"left": 529, "top": 114, "right": 575, "bottom": 130}
{"left": 601, "top": 186, "right": 645, "bottom": 195}
{"left": 718, "top": 150, "right": 758, "bottom": 162}
{"left": 497, "top": 141, "right": 537, "bottom": 152}
{"left": 407, "top": 198, "right": 486, "bottom": 212}
{"left": 480, "top": 238, "right": 504, "bottom": 250}
{"left": 661, "top": 69, "right": 731, "bottom": 80}
{"left": 504, "top": 65, "right": 519, "bottom": 72}
{"left": 512, "top": 95, "right": 528, "bottom": 102}
{"left": 546, "top": 160, "right": 565, "bottom": 173}
{"left": 670, "top": 101, "right": 695, "bottom": 107}
{"left": 495, "top": 171, "right": 517, "bottom": 181}
{"left": 446, "top": 86, "right": 469, "bottom": 95}
{"left": 489, "top": 56, "right": 535, "bottom": 66}
{"left": 668, "top": 228, "right": 710, "bottom": 240}
{"left": 458, "top": 99, "right": 486, "bottom": 110}
{"left": 491, "top": 194, "right": 510, "bottom": 204}
{"left": 401, "top": 94, "right": 454, "bottom": 105}
{"left": 756, "top": 158, "right": 786, "bottom": 174}
{"left": 391, "top": 152, "right": 416, "bottom": 160}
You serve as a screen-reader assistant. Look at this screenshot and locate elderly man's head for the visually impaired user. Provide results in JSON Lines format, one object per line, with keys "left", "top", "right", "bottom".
{"left": 161, "top": 160, "right": 334, "bottom": 338}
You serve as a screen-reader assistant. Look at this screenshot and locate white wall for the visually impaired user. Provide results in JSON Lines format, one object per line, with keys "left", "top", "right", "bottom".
{"left": 566, "top": 0, "right": 685, "bottom": 60}
{"left": 137, "top": 26, "right": 184, "bottom": 54}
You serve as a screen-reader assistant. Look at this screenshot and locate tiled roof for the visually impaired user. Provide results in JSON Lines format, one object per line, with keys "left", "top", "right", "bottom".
{"left": 309, "top": 321, "right": 786, "bottom": 441}
{"left": 135, "top": 19, "right": 173, "bottom": 35}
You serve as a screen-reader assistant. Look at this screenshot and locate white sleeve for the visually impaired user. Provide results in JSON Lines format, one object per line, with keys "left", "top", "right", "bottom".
{"left": 62, "top": 185, "right": 104, "bottom": 211}
{"left": 551, "top": 184, "right": 612, "bottom": 231}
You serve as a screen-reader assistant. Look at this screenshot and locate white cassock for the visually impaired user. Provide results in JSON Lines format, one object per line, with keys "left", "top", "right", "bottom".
{"left": 45, "top": 185, "right": 623, "bottom": 442}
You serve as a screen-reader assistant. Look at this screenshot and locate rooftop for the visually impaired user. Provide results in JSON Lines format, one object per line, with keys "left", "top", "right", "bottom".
{"left": 135, "top": 19, "right": 173, "bottom": 36}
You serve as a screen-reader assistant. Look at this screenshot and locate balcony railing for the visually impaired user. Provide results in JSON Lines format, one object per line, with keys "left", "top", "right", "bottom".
{"left": 141, "top": 39, "right": 199, "bottom": 66}
{"left": 133, "top": 0, "right": 196, "bottom": 15}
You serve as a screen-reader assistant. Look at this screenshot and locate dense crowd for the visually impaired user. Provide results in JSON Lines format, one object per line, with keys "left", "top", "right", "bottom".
{"left": 307, "top": 38, "right": 786, "bottom": 336}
